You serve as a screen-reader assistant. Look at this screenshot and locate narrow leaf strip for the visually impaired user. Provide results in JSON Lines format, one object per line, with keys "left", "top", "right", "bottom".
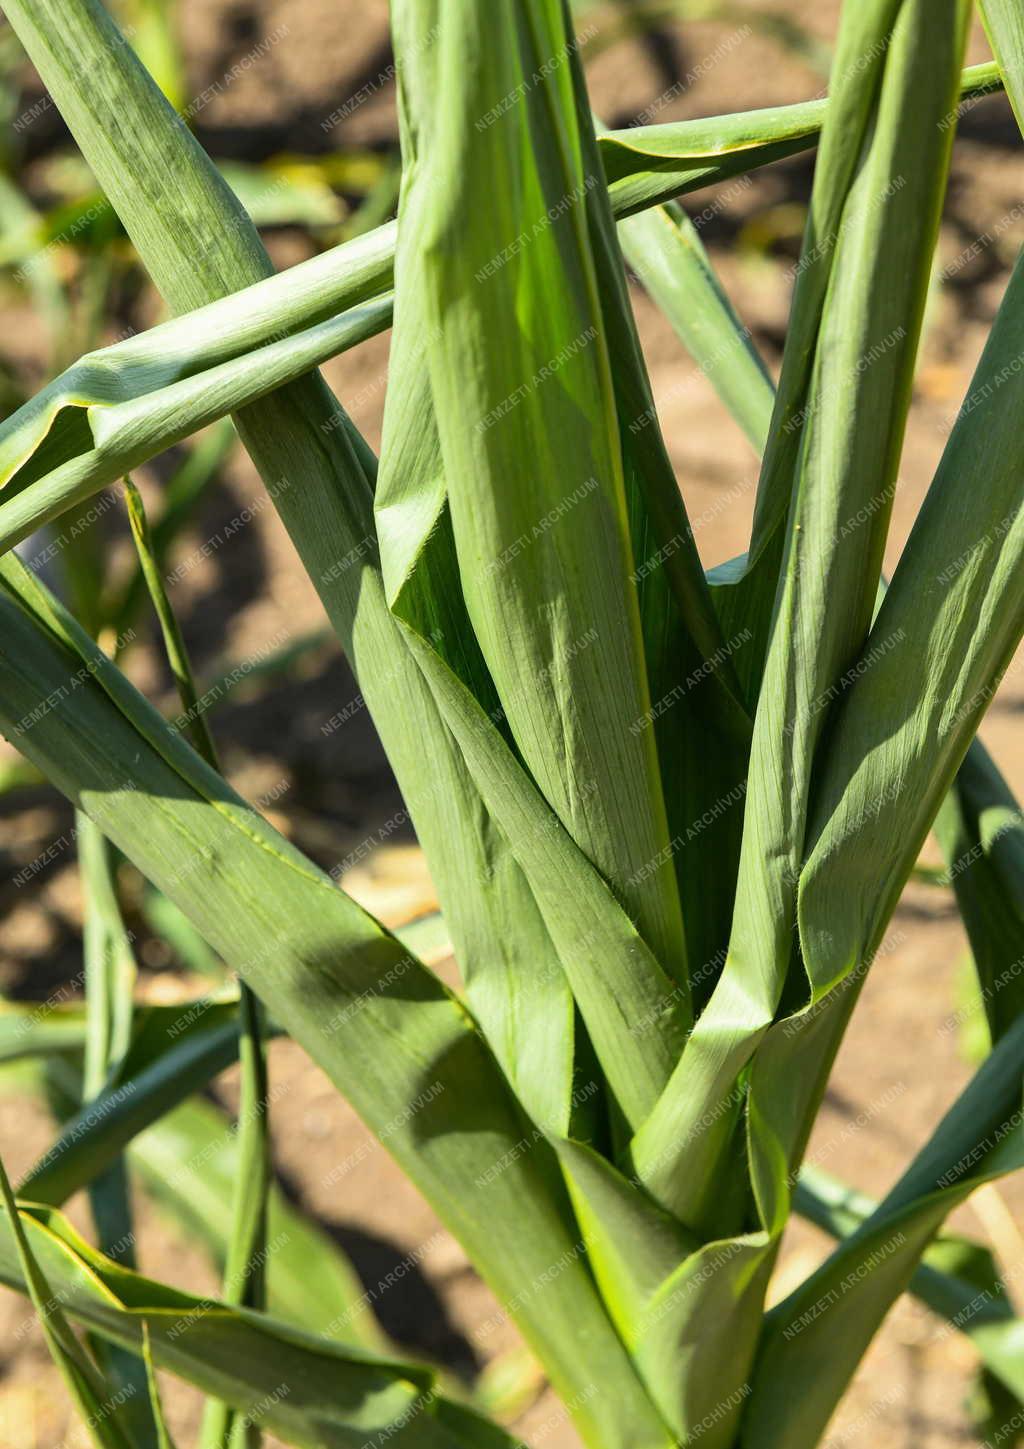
{"left": 20, "top": 1000, "right": 243, "bottom": 1205}
{"left": 981, "top": 0, "right": 1024, "bottom": 135}
{"left": 933, "top": 741, "right": 1024, "bottom": 1046}
{"left": 615, "top": 199, "right": 774, "bottom": 453}
{"left": 0, "top": 224, "right": 394, "bottom": 491}
{"left": 125, "top": 476, "right": 271, "bottom": 1449}
{"left": 598, "top": 61, "right": 1001, "bottom": 219}
{"left": 142, "top": 1324, "right": 179, "bottom": 1449}
{"left": 797, "top": 241, "right": 1024, "bottom": 1006}
{"left": 0, "top": 296, "right": 392, "bottom": 556}
{"left": 0, "top": 1153, "right": 131, "bottom": 1449}
{"left": 574, "top": 93, "right": 753, "bottom": 988}
{"left": 796, "top": 1164, "right": 1024, "bottom": 1403}
{"left": 77, "top": 808, "right": 157, "bottom": 1448}
{"left": 0, "top": 1002, "right": 90, "bottom": 1062}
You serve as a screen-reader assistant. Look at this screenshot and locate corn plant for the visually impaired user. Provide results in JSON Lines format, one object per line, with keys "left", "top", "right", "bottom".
{"left": 0, "top": 0, "right": 1023, "bottom": 1446}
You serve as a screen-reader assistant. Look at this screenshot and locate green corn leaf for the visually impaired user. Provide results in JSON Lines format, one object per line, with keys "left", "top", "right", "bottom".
{"left": 982, "top": 0, "right": 1024, "bottom": 135}
{"left": 104, "top": 420, "right": 236, "bottom": 643}
{"left": 125, "top": 470, "right": 271, "bottom": 1449}
{"left": 0, "top": 1153, "right": 133, "bottom": 1449}
{"left": 373, "top": 2, "right": 576, "bottom": 1136}
{"left": 142, "top": 1322, "right": 179, "bottom": 1449}
{"left": 934, "top": 742, "right": 1024, "bottom": 1047}
{"left": 628, "top": 0, "right": 970, "bottom": 1233}
{"left": 0, "top": 1195, "right": 493, "bottom": 1449}
{"left": 797, "top": 1164, "right": 1024, "bottom": 1404}
{"left": 6, "top": 1040, "right": 394, "bottom": 1356}
{"left": 709, "top": 0, "right": 941, "bottom": 706}
{"left": 380, "top": 0, "right": 693, "bottom": 1135}
{"left": 6, "top": 4, "right": 1021, "bottom": 1446}
{"left": 0, "top": 60, "right": 1001, "bottom": 555}
{"left": 0, "top": 551, "right": 671, "bottom": 1449}
{"left": 0, "top": 222, "right": 392, "bottom": 495}
{"left": 198, "top": 978, "right": 270, "bottom": 1449}
{"left": 393, "top": 0, "right": 687, "bottom": 989}
{"left": 127, "top": 1095, "right": 390, "bottom": 1354}
{"left": 19, "top": 996, "right": 244, "bottom": 1206}
{"left": 789, "top": 236, "right": 1024, "bottom": 1070}
{"left": 382, "top": 2, "right": 755, "bottom": 1122}
{"left": 556, "top": 1140, "right": 698, "bottom": 1344}
{"left": 0, "top": 996, "right": 248, "bottom": 1069}
{"left": 572, "top": 95, "right": 753, "bottom": 991}
{"left": 0, "top": 294, "right": 392, "bottom": 556}
{"left": 0, "top": 59, "right": 1004, "bottom": 538}
{"left": 629, "top": 183, "right": 1024, "bottom": 1081}
{"left": 744, "top": 1015, "right": 1024, "bottom": 1448}
{"left": 8, "top": 983, "right": 486, "bottom": 1359}
{"left": 79, "top": 812, "right": 136, "bottom": 1100}
{"left": 122, "top": 475, "right": 219, "bottom": 766}
{"left": 78, "top": 808, "right": 160, "bottom": 1449}
{"left": 388, "top": 616, "right": 690, "bottom": 1135}
{"left": 741, "top": 478, "right": 1021, "bottom": 1417}
{"left": 0, "top": 1001, "right": 91, "bottom": 1062}
{"left": 633, "top": 1236, "right": 771, "bottom": 1449}
{"left": 597, "top": 61, "right": 1001, "bottom": 220}
{"left": 0, "top": 0, "right": 643, "bottom": 1308}
{"left": 627, "top": 190, "right": 1024, "bottom": 1084}
{"left": 699, "top": 49, "right": 1004, "bottom": 710}
{"left": 554, "top": 1138, "right": 769, "bottom": 1448}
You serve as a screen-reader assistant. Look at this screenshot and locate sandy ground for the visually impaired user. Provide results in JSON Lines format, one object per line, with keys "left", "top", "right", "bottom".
{"left": 0, "top": 2, "right": 1022, "bottom": 1446}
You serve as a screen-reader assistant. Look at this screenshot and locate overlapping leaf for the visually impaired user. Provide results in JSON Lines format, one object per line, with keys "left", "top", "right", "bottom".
{"left": 746, "top": 239, "right": 1024, "bottom": 1230}
{"left": 394, "top": 1, "right": 686, "bottom": 988}
{"left": 598, "top": 61, "right": 1001, "bottom": 219}
{"left": 379, "top": 0, "right": 700, "bottom": 1137}
{"left": 934, "top": 742, "right": 1024, "bottom": 1046}
{"left": 0, "top": 295, "right": 392, "bottom": 555}
{"left": 2, "top": 4, "right": 1023, "bottom": 1448}
{"left": 0, "top": 1192, "right": 492, "bottom": 1449}
{"left": 797, "top": 1165, "right": 1024, "bottom": 1403}
{"left": 746, "top": 1018, "right": 1024, "bottom": 1446}
{"left": 0, "top": 549, "right": 670, "bottom": 1449}
{"left": 0, "top": 1154, "right": 133, "bottom": 1448}
{"left": 629, "top": 0, "right": 971, "bottom": 1232}
{"left": 0, "top": 9, "right": 679, "bottom": 1441}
